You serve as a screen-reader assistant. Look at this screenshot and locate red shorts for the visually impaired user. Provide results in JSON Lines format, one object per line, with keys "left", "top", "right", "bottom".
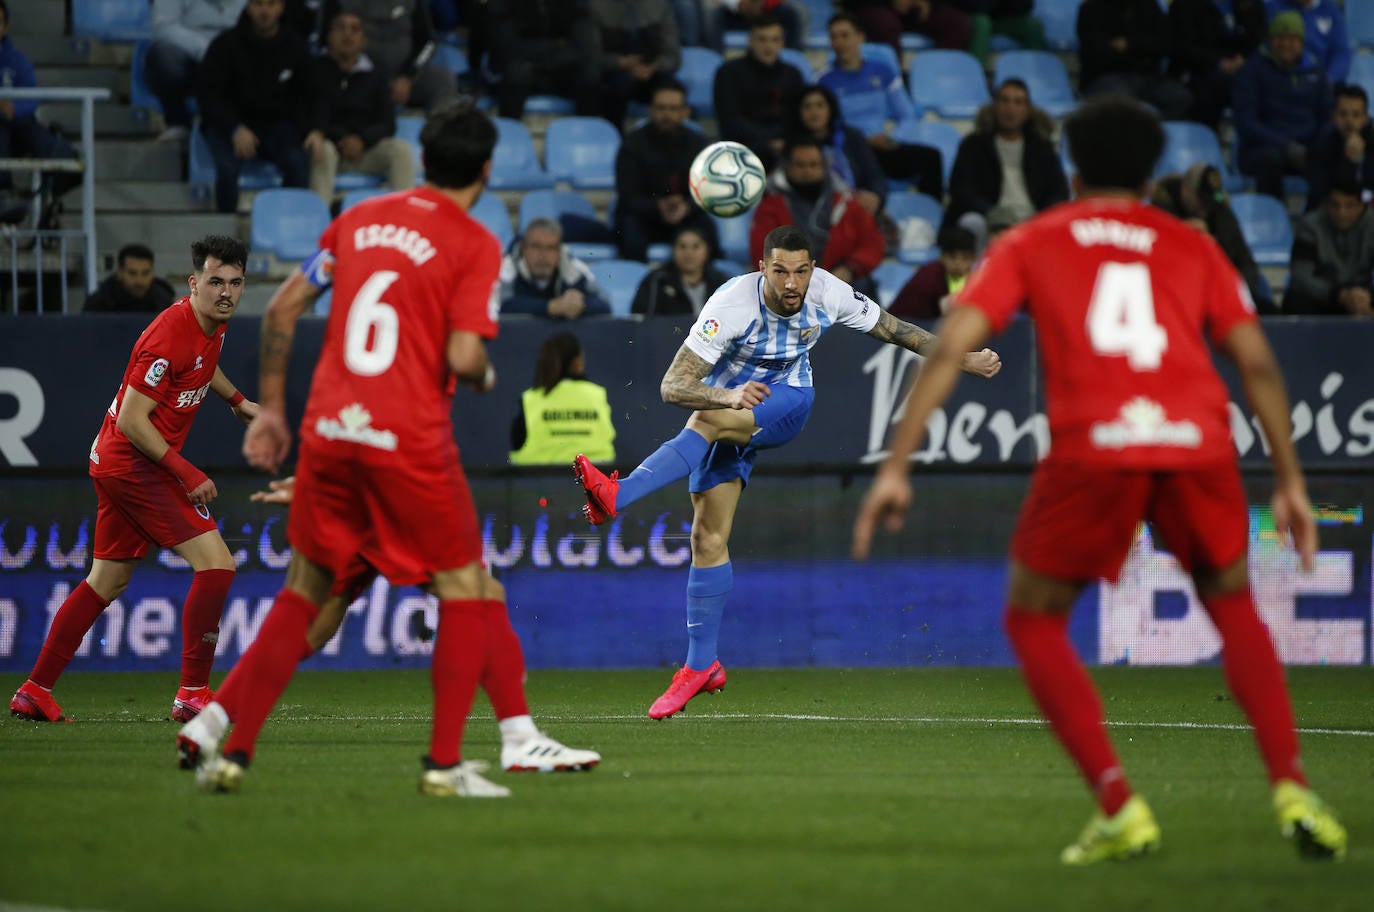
{"left": 91, "top": 464, "right": 220, "bottom": 560}
{"left": 288, "top": 440, "right": 484, "bottom": 588}
{"left": 1011, "top": 460, "right": 1248, "bottom": 583}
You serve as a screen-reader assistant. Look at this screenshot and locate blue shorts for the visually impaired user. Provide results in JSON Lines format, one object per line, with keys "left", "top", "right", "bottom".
{"left": 689, "top": 384, "right": 815, "bottom": 493}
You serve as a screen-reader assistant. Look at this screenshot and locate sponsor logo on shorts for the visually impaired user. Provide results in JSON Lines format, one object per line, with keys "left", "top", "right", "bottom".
{"left": 145, "top": 359, "right": 170, "bottom": 387}
{"left": 314, "top": 402, "right": 399, "bottom": 452}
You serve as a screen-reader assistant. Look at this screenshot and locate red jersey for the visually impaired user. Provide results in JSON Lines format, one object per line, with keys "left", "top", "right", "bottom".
{"left": 956, "top": 198, "right": 1257, "bottom": 467}
{"left": 298, "top": 187, "right": 501, "bottom": 464}
{"left": 90, "top": 297, "right": 227, "bottom": 477}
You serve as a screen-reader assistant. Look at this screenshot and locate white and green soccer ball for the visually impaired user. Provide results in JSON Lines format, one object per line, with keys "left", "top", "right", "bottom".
{"left": 688, "top": 141, "right": 767, "bottom": 218}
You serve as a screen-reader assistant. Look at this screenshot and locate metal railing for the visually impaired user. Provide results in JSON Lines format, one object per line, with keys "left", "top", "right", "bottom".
{"left": 0, "top": 86, "right": 111, "bottom": 313}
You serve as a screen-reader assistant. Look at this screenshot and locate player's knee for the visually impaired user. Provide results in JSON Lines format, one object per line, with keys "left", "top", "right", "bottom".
{"left": 690, "top": 526, "right": 728, "bottom": 562}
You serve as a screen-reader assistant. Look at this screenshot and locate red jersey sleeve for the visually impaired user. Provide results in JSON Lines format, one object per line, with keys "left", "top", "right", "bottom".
{"left": 124, "top": 319, "right": 179, "bottom": 406}
{"left": 448, "top": 230, "right": 501, "bottom": 340}
{"left": 951, "top": 228, "right": 1030, "bottom": 333}
{"left": 1201, "top": 237, "right": 1258, "bottom": 346}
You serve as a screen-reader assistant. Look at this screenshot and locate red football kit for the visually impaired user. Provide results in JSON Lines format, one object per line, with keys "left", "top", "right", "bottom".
{"left": 956, "top": 197, "right": 1259, "bottom": 580}
{"left": 88, "top": 298, "right": 226, "bottom": 558}
{"left": 289, "top": 186, "right": 501, "bottom": 586}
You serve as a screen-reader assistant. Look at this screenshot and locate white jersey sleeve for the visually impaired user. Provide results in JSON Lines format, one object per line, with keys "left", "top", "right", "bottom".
{"left": 683, "top": 273, "right": 758, "bottom": 366}
{"left": 815, "top": 268, "right": 882, "bottom": 333}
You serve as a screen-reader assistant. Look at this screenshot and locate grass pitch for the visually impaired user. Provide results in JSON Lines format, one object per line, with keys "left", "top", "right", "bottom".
{"left": 1, "top": 667, "right": 1370, "bottom": 912}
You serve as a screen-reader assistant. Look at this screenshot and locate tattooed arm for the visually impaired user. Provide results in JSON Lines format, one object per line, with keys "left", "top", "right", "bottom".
{"left": 243, "top": 270, "right": 321, "bottom": 473}
{"left": 660, "top": 344, "right": 771, "bottom": 411}
{"left": 866, "top": 309, "right": 1003, "bottom": 378}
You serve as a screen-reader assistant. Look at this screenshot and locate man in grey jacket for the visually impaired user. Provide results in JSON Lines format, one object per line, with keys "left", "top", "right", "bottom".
{"left": 324, "top": 0, "right": 456, "bottom": 112}
{"left": 145, "top": 0, "right": 247, "bottom": 142}
{"left": 1285, "top": 176, "right": 1374, "bottom": 316}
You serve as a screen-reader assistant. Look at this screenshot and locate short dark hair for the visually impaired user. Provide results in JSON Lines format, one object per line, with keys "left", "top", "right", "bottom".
{"left": 1065, "top": 96, "right": 1164, "bottom": 192}
{"left": 938, "top": 225, "right": 977, "bottom": 255}
{"left": 749, "top": 12, "right": 783, "bottom": 33}
{"left": 783, "top": 134, "right": 825, "bottom": 161}
{"left": 1335, "top": 82, "right": 1369, "bottom": 108}
{"left": 827, "top": 11, "right": 864, "bottom": 33}
{"left": 117, "top": 243, "right": 155, "bottom": 267}
{"left": 421, "top": 97, "right": 497, "bottom": 189}
{"left": 996, "top": 77, "right": 1030, "bottom": 100}
{"left": 762, "top": 226, "right": 814, "bottom": 261}
{"left": 1329, "top": 174, "right": 1364, "bottom": 199}
{"left": 0, "top": 1, "right": 9, "bottom": 24}
{"left": 651, "top": 77, "right": 688, "bottom": 101}
{"left": 191, "top": 235, "right": 248, "bottom": 273}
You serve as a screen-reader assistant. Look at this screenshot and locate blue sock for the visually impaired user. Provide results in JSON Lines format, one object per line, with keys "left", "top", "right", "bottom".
{"left": 615, "top": 428, "right": 709, "bottom": 512}
{"left": 684, "top": 562, "right": 732, "bottom": 670}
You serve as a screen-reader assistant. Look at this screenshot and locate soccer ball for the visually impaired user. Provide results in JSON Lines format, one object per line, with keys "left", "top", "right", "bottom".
{"left": 689, "top": 141, "right": 767, "bottom": 218}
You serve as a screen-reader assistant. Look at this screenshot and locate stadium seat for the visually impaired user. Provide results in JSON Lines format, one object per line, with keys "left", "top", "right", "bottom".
{"left": 188, "top": 124, "right": 283, "bottom": 191}
{"left": 333, "top": 172, "right": 385, "bottom": 192}
{"left": 712, "top": 209, "right": 755, "bottom": 263}
{"left": 900, "top": 34, "right": 933, "bottom": 52}
{"left": 1157, "top": 121, "right": 1244, "bottom": 192}
{"left": 395, "top": 114, "right": 425, "bottom": 177}
{"left": 250, "top": 188, "right": 331, "bottom": 263}
{"left": 518, "top": 189, "right": 616, "bottom": 259}
{"left": 130, "top": 40, "right": 158, "bottom": 112}
{"left": 800, "top": 0, "right": 836, "bottom": 49}
{"left": 470, "top": 192, "right": 514, "bottom": 249}
{"left": 525, "top": 95, "right": 577, "bottom": 115}
{"left": 431, "top": 43, "right": 468, "bottom": 76}
{"left": 489, "top": 117, "right": 556, "bottom": 190}
{"left": 988, "top": 34, "right": 1021, "bottom": 52}
{"left": 72, "top": 0, "right": 152, "bottom": 41}
{"left": 713, "top": 258, "right": 749, "bottom": 277}
{"left": 340, "top": 187, "right": 388, "bottom": 211}
{"left": 871, "top": 260, "right": 914, "bottom": 310}
{"left": 677, "top": 47, "right": 724, "bottom": 117}
{"left": 594, "top": 259, "right": 650, "bottom": 317}
{"left": 779, "top": 48, "right": 815, "bottom": 83}
{"left": 1349, "top": 2, "right": 1374, "bottom": 51}
{"left": 907, "top": 50, "right": 990, "bottom": 119}
{"left": 992, "top": 50, "right": 1076, "bottom": 118}
{"left": 544, "top": 117, "right": 621, "bottom": 190}
{"left": 891, "top": 120, "right": 963, "bottom": 184}
{"left": 884, "top": 190, "right": 944, "bottom": 265}
{"left": 646, "top": 243, "right": 672, "bottom": 262}
{"left": 1037, "top": 0, "right": 1079, "bottom": 52}
{"left": 1229, "top": 192, "right": 1294, "bottom": 267}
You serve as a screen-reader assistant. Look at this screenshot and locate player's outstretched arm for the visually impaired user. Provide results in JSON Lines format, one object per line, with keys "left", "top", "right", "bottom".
{"left": 852, "top": 306, "right": 993, "bottom": 560}
{"left": 660, "top": 344, "right": 770, "bottom": 411}
{"left": 245, "top": 271, "right": 320, "bottom": 473}
{"left": 1221, "top": 321, "right": 1317, "bottom": 571}
{"left": 866, "top": 310, "right": 1002, "bottom": 378}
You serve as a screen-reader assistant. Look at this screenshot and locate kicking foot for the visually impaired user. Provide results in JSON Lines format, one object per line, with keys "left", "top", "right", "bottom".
{"left": 573, "top": 454, "right": 619, "bottom": 526}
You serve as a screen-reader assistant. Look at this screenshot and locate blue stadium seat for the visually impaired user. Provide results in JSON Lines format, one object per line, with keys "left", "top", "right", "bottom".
{"left": 646, "top": 243, "right": 672, "bottom": 262}
{"left": 713, "top": 258, "right": 749, "bottom": 277}
{"left": 250, "top": 189, "right": 331, "bottom": 263}
{"left": 395, "top": 114, "right": 425, "bottom": 177}
{"left": 884, "top": 190, "right": 944, "bottom": 265}
{"left": 712, "top": 209, "right": 755, "bottom": 263}
{"left": 188, "top": 124, "right": 283, "bottom": 191}
{"left": 900, "top": 34, "right": 933, "bottom": 52}
{"left": 1037, "top": 0, "right": 1079, "bottom": 52}
{"left": 988, "top": 34, "right": 1021, "bottom": 53}
{"left": 594, "top": 259, "right": 650, "bottom": 317}
{"left": 130, "top": 40, "right": 158, "bottom": 112}
{"left": 333, "top": 172, "right": 386, "bottom": 192}
{"left": 518, "top": 189, "right": 616, "bottom": 259}
{"left": 1349, "top": 1, "right": 1374, "bottom": 51}
{"left": 871, "top": 260, "right": 914, "bottom": 310}
{"left": 892, "top": 119, "right": 963, "bottom": 184}
{"left": 800, "top": 0, "right": 837, "bottom": 49}
{"left": 779, "top": 48, "right": 815, "bottom": 83}
{"left": 1229, "top": 192, "right": 1294, "bottom": 267}
{"left": 908, "top": 50, "right": 990, "bottom": 119}
{"left": 431, "top": 43, "right": 468, "bottom": 76}
{"left": 544, "top": 117, "right": 621, "bottom": 189}
{"left": 1157, "top": 121, "right": 1244, "bottom": 192}
{"left": 470, "top": 192, "right": 514, "bottom": 249}
{"left": 677, "top": 47, "right": 723, "bottom": 117}
{"left": 489, "top": 118, "right": 556, "bottom": 189}
{"left": 340, "top": 187, "right": 388, "bottom": 211}
{"left": 525, "top": 95, "right": 577, "bottom": 115}
{"left": 72, "top": 0, "right": 152, "bottom": 41}
{"left": 992, "top": 50, "right": 1076, "bottom": 118}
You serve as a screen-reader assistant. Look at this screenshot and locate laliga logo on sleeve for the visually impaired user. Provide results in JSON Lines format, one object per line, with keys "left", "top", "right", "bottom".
{"left": 144, "top": 359, "right": 170, "bottom": 387}
{"left": 694, "top": 318, "right": 720, "bottom": 343}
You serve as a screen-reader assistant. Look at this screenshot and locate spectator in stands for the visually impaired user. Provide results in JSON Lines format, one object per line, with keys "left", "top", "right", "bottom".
{"left": 1285, "top": 176, "right": 1374, "bottom": 316}
{"left": 614, "top": 79, "right": 716, "bottom": 262}
{"left": 590, "top": 0, "right": 682, "bottom": 128}
{"left": 713, "top": 14, "right": 805, "bottom": 171}
{"left": 848, "top": 1, "right": 974, "bottom": 60}
{"left": 307, "top": 11, "right": 416, "bottom": 206}
{"left": 1233, "top": 10, "right": 1331, "bottom": 200}
{"left": 888, "top": 224, "right": 976, "bottom": 320}
{"left": 323, "top": 0, "right": 455, "bottom": 112}
{"left": 1077, "top": 0, "right": 1192, "bottom": 120}
{"left": 1306, "top": 83, "right": 1374, "bottom": 212}
{"left": 500, "top": 218, "right": 613, "bottom": 319}
{"left": 789, "top": 84, "right": 890, "bottom": 216}
{"left": 1168, "top": 0, "right": 1267, "bottom": 129}
{"left": 197, "top": 0, "right": 313, "bottom": 214}
{"left": 146, "top": 0, "right": 247, "bottom": 144}
{"left": 713, "top": 1, "right": 807, "bottom": 52}
{"left": 1266, "top": 0, "right": 1350, "bottom": 85}
{"left": 486, "top": 0, "right": 601, "bottom": 119}
{"left": 509, "top": 332, "right": 617, "bottom": 465}
{"left": 957, "top": 1, "right": 1047, "bottom": 66}
{"left": 750, "top": 135, "right": 886, "bottom": 296}
{"left": 818, "top": 12, "right": 943, "bottom": 199}
{"left": 83, "top": 244, "right": 177, "bottom": 313}
{"left": 1151, "top": 162, "right": 1275, "bottom": 312}
{"left": 0, "top": 0, "right": 79, "bottom": 228}
{"left": 946, "top": 78, "right": 1068, "bottom": 250}
{"left": 669, "top": 0, "right": 709, "bottom": 48}
{"left": 632, "top": 225, "right": 731, "bottom": 316}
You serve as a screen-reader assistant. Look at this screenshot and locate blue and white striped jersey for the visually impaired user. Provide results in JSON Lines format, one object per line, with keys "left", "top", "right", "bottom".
{"left": 683, "top": 267, "right": 882, "bottom": 388}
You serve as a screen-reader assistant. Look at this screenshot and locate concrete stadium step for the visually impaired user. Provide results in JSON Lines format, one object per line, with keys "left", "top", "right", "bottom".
{"left": 95, "top": 181, "right": 211, "bottom": 213}
{"left": 35, "top": 66, "right": 124, "bottom": 95}
{"left": 43, "top": 103, "right": 158, "bottom": 140}
{"left": 8, "top": 0, "right": 66, "bottom": 40}
{"left": 22, "top": 34, "right": 95, "bottom": 67}
{"left": 96, "top": 213, "right": 241, "bottom": 260}
{"left": 92, "top": 141, "right": 184, "bottom": 182}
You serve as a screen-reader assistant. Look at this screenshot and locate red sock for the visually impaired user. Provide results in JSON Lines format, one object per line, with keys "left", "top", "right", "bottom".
{"left": 480, "top": 600, "right": 530, "bottom": 720}
{"left": 1202, "top": 588, "right": 1307, "bottom": 785}
{"left": 30, "top": 581, "right": 109, "bottom": 689}
{"left": 220, "top": 589, "right": 318, "bottom": 762}
{"left": 1005, "top": 607, "right": 1133, "bottom": 816}
{"left": 180, "top": 568, "right": 234, "bottom": 689}
{"left": 428, "top": 599, "right": 486, "bottom": 768}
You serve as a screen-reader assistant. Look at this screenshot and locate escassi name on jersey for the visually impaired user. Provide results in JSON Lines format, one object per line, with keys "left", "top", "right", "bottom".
{"left": 353, "top": 223, "right": 437, "bottom": 266}
{"left": 1069, "top": 218, "right": 1156, "bottom": 254}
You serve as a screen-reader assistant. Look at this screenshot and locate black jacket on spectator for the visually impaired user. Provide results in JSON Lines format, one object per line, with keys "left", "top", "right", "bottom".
{"left": 714, "top": 54, "right": 806, "bottom": 169}
{"left": 631, "top": 261, "right": 731, "bottom": 317}
{"left": 1306, "top": 123, "right": 1374, "bottom": 211}
{"left": 198, "top": 19, "right": 314, "bottom": 132}
{"left": 1166, "top": 0, "right": 1265, "bottom": 80}
{"left": 83, "top": 275, "right": 177, "bottom": 313}
{"left": 945, "top": 108, "right": 1068, "bottom": 225}
{"left": 310, "top": 56, "right": 395, "bottom": 149}
{"left": 1286, "top": 207, "right": 1374, "bottom": 315}
{"left": 616, "top": 121, "right": 711, "bottom": 220}
{"left": 1076, "top": 0, "right": 1174, "bottom": 89}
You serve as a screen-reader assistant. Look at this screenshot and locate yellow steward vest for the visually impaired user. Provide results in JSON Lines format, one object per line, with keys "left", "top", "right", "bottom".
{"left": 509, "top": 379, "right": 617, "bottom": 465}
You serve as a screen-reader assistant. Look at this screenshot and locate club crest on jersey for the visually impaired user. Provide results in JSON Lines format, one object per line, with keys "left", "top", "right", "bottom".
{"left": 801, "top": 327, "right": 817, "bottom": 341}
{"left": 145, "top": 358, "right": 170, "bottom": 387}
{"left": 695, "top": 318, "right": 721, "bottom": 342}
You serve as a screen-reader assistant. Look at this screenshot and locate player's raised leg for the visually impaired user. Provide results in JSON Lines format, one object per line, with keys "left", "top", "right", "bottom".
{"left": 575, "top": 427, "right": 711, "bottom": 525}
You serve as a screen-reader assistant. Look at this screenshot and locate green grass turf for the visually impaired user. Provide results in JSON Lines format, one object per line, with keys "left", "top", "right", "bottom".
{"left": 1, "top": 667, "right": 1370, "bottom": 912}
